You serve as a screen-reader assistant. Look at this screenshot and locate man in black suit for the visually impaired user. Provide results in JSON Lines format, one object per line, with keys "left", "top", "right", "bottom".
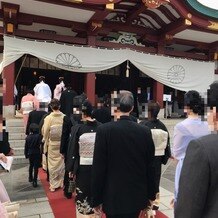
{"left": 91, "top": 90, "right": 156, "bottom": 218}
{"left": 175, "top": 81, "right": 218, "bottom": 218}
{"left": 26, "top": 109, "right": 47, "bottom": 135}
{"left": 59, "top": 85, "right": 77, "bottom": 117}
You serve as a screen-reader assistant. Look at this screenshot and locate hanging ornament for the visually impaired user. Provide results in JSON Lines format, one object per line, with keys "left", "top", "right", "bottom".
{"left": 142, "top": 0, "right": 169, "bottom": 9}
{"left": 126, "top": 60, "right": 130, "bottom": 78}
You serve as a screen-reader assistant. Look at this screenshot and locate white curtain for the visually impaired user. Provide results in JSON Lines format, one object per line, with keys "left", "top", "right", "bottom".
{"left": 1, "top": 35, "right": 215, "bottom": 92}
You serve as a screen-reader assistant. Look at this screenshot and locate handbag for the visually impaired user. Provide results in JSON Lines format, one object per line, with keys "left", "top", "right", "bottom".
{"left": 68, "top": 176, "right": 76, "bottom": 194}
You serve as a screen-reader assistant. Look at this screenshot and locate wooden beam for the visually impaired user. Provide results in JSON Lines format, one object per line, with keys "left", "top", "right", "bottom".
{"left": 170, "top": 0, "right": 212, "bottom": 30}
{"left": 165, "top": 49, "right": 208, "bottom": 60}
{"left": 209, "top": 41, "right": 218, "bottom": 50}
{"left": 125, "top": 3, "right": 146, "bottom": 25}
{"left": 96, "top": 40, "right": 208, "bottom": 61}
{"left": 173, "top": 38, "right": 209, "bottom": 50}
{"left": 14, "top": 29, "right": 87, "bottom": 44}
{"left": 87, "top": 9, "right": 110, "bottom": 34}
{"left": 1, "top": 2, "right": 20, "bottom": 34}
{"left": 18, "top": 12, "right": 87, "bottom": 32}
{"left": 142, "top": 34, "right": 159, "bottom": 43}
{"left": 0, "top": 27, "right": 3, "bottom": 34}
{"left": 35, "top": 0, "right": 104, "bottom": 11}
{"left": 160, "top": 18, "right": 190, "bottom": 36}
{"left": 95, "top": 40, "right": 157, "bottom": 53}
{"left": 189, "top": 26, "right": 218, "bottom": 35}
{"left": 103, "top": 20, "right": 157, "bottom": 36}
{"left": 141, "top": 10, "right": 167, "bottom": 27}
{"left": 158, "top": 5, "right": 177, "bottom": 22}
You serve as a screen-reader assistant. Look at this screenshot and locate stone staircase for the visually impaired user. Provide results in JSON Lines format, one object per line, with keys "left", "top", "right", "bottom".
{"left": 6, "top": 118, "right": 28, "bottom": 164}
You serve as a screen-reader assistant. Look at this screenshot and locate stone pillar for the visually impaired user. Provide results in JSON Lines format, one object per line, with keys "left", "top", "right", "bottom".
{"left": 153, "top": 81, "right": 164, "bottom": 108}
{"left": 2, "top": 62, "right": 15, "bottom": 118}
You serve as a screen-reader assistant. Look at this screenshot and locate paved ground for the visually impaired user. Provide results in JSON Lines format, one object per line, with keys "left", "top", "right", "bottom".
{"left": 0, "top": 118, "right": 182, "bottom": 218}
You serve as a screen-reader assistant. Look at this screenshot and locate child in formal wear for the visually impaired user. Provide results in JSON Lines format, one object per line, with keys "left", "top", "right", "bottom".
{"left": 25, "top": 123, "right": 42, "bottom": 187}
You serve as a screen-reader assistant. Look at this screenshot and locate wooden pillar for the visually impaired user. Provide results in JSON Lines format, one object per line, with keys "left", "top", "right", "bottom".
{"left": 2, "top": 63, "right": 15, "bottom": 106}
{"left": 85, "top": 35, "right": 96, "bottom": 105}
{"left": 84, "top": 73, "right": 96, "bottom": 105}
{"left": 153, "top": 81, "right": 164, "bottom": 108}
{"left": 154, "top": 39, "right": 166, "bottom": 109}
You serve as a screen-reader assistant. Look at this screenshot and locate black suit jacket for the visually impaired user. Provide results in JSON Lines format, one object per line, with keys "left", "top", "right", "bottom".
{"left": 92, "top": 107, "right": 111, "bottom": 124}
{"left": 91, "top": 116, "right": 156, "bottom": 215}
{"left": 26, "top": 110, "right": 47, "bottom": 135}
{"left": 60, "top": 89, "right": 77, "bottom": 117}
{"left": 175, "top": 134, "right": 218, "bottom": 218}
{"left": 60, "top": 114, "right": 83, "bottom": 156}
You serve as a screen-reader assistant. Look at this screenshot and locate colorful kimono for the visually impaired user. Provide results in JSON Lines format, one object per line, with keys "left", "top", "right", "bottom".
{"left": 53, "top": 81, "right": 65, "bottom": 100}
{"left": 21, "top": 93, "right": 39, "bottom": 127}
{"left": 173, "top": 118, "right": 209, "bottom": 201}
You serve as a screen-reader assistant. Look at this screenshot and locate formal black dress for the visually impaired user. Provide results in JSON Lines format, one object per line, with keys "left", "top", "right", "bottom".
{"left": 67, "top": 120, "right": 101, "bottom": 215}
{"left": 140, "top": 119, "right": 170, "bottom": 196}
{"left": 60, "top": 115, "right": 83, "bottom": 198}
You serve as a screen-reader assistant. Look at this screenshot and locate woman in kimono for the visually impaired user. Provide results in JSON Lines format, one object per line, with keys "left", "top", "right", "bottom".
{"left": 53, "top": 77, "right": 66, "bottom": 100}
{"left": 42, "top": 98, "right": 65, "bottom": 192}
{"left": 173, "top": 90, "right": 209, "bottom": 203}
{"left": 140, "top": 100, "right": 171, "bottom": 211}
{"left": 21, "top": 89, "right": 39, "bottom": 128}
{"left": 66, "top": 100, "right": 101, "bottom": 217}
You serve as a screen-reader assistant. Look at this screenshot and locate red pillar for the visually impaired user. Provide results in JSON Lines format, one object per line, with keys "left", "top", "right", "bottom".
{"left": 85, "top": 73, "right": 95, "bottom": 105}
{"left": 85, "top": 35, "right": 96, "bottom": 106}
{"left": 2, "top": 63, "right": 15, "bottom": 106}
{"left": 153, "top": 81, "right": 164, "bottom": 108}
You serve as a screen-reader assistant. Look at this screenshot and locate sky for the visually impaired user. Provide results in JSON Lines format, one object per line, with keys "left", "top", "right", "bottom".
{"left": 197, "top": 0, "right": 218, "bottom": 10}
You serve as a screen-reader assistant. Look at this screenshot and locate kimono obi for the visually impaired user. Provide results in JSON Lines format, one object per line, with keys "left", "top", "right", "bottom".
{"left": 21, "top": 101, "right": 34, "bottom": 114}
{"left": 151, "top": 129, "right": 168, "bottom": 156}
{"left": 79, "top": 132, "right": 96, "bottom": 165}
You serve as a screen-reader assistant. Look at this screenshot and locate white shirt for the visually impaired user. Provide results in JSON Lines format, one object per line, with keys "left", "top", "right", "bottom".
{"left": 34, "top": 81, "right": 51, "bottom": 102}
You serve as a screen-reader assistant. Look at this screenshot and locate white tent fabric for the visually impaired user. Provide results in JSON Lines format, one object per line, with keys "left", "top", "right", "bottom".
{"left": 1, "top": 35, "right": 215, "bottom": 92}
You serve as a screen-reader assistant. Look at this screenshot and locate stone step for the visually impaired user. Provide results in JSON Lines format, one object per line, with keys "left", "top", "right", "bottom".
{"left": 6, "top": 126, "right": 25, "bottom": 133}
{"left": 9, "top": 133, "right": 26, "bottom": 140}
{"left": 13, "top": 147, "right": 25, "bottom": 156}
{"left": 9, "top": 140, "right": 25, "bottom": 148}
{"left": 6, "top": 118, "right": 24, "bottom": 127}
{"left": 13, "top": 155, "right": 29, "bottom": 165}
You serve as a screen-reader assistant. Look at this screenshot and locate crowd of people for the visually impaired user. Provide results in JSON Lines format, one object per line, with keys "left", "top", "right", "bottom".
{"left": 1, "top": 75, "right": 218, "bottom": 218}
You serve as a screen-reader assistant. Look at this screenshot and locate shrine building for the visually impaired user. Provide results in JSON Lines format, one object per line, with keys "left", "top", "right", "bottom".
{"left": 0, "top": 0, "right": 217, "bottom": 117}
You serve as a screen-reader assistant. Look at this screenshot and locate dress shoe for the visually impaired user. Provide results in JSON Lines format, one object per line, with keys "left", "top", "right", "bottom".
{"left": 33, "top": 181, "right": 38, "bottom": 188}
